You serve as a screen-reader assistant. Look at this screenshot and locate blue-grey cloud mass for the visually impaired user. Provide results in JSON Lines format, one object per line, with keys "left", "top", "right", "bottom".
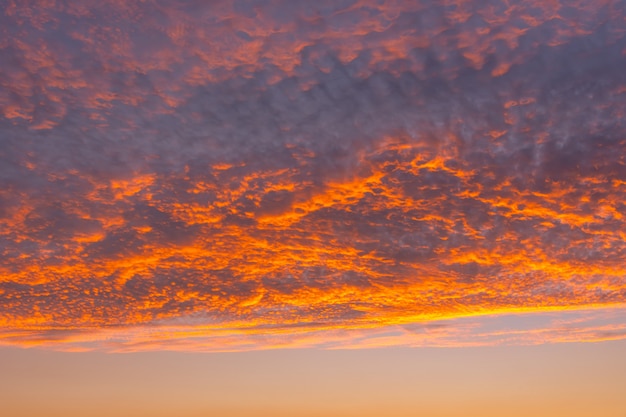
{"left": 1, "top": 0, "right": 626, "bottom": 350}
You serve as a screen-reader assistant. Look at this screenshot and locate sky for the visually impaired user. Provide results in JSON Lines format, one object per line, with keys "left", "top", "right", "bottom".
{"left": 1, "top": 0, "right": 625, "bottom": 415}
{"left": 2, "top": 341, "right": 626, "bottom": 416}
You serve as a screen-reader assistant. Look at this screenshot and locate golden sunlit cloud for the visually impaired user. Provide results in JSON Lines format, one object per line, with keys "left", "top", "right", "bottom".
{"left": 1, "top": 0, "right": 625, "bottom": 351}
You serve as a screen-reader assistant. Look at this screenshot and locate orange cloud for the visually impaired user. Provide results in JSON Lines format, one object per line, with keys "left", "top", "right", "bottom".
{"left": 1, "top": 0, "right": 625, "bottom": 351}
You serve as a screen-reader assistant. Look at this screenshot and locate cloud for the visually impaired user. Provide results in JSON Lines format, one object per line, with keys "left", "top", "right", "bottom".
{"left": 0, "top": 0, "right": 625, "bottom": 350}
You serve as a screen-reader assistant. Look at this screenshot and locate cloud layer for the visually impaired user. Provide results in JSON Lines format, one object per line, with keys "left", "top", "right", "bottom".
{"left": 1, "top": 0, "right": 626, "bottom": 350}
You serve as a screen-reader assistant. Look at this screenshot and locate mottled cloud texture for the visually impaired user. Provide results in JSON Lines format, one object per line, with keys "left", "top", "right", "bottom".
{"left": 1, "top": 0, "right": 626, "bottom": 351}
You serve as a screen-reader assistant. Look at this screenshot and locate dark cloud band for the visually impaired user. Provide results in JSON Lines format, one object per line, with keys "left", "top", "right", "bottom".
{"left": 1, "top": 0, "right": 625, "bottom": 350}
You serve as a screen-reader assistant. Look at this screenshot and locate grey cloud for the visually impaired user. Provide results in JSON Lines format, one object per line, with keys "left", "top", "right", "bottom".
{"left": 1, "top": 0, "right": 625, "bottom": 341}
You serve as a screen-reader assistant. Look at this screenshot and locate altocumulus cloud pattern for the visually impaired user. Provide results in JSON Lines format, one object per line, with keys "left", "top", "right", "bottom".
{"left": 1, "top": 0, "right": 626, "bottom": 351}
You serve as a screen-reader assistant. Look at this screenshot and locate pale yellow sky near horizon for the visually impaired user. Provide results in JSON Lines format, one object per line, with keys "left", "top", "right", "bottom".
{"left": 1, "top": 340, "right": 625, "bottom": 417}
